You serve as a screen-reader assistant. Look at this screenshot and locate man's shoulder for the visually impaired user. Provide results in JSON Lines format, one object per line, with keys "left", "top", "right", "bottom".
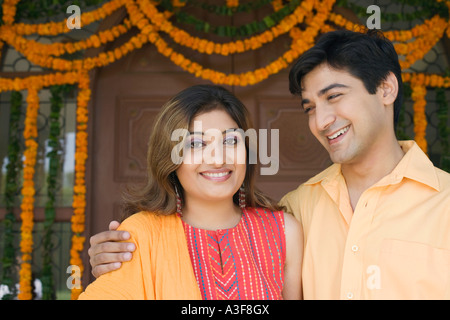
{"left": 280, "top": 164, "right": 337, "bottom": 210}
{"left": 434, "top": 166, "right": 450, "bottom": 192}
{"left": 285, "top": 164, "right": 339, "bottom": 194}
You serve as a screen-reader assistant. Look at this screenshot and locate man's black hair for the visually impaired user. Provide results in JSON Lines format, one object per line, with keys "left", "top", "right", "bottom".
{"left": 289, "top": 29, "right": 403, "bottom": 127}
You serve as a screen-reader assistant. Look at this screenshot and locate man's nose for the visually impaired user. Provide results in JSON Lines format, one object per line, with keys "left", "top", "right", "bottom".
{"left": 315, "top": 103, "right": 336, "bottom": 132}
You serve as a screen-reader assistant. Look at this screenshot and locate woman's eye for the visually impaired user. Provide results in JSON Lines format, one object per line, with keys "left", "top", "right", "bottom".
{"left": 224, "top": 136, "right": 238, "bottom": 145}
{"left": 190, "top": 140, "right": 204, "bottom": 148}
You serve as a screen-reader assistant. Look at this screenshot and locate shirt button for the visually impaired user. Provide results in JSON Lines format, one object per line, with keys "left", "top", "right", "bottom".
{"left": 347, "top": 292, "right": 354, "bottom": 299}
{"left": 351, "top": 245, "right": 359, "bottom": 252}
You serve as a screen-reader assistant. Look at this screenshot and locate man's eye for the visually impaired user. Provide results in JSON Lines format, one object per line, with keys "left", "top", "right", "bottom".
{"left": 303, "top": 106, "right": 314, "bottom": 114}
{"left": 328, "top": 93, "right": 342, "bottom": 100}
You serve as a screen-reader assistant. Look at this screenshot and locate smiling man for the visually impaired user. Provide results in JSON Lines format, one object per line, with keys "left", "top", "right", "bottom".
{"left": 281, "top": 29, "right": 450, "bottom": 299}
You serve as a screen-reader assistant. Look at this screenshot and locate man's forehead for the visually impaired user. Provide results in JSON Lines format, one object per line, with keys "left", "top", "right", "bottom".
{"left": 301, "top": 66, "right": 356, "bottom": 94}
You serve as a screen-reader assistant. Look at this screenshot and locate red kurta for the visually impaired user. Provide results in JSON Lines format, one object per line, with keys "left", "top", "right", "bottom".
{"left": 181, "top": 207, "right": 286, "bottom": 300}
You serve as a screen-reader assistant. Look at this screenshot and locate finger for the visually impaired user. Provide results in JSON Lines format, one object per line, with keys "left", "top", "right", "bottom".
{"left": 89, "top": 230, "right": 130, "bottom": 247}
{"left": 89, "top": 241, "right": 135, "bottom": 257}
{"left": 91, "top": 251, "right": 133, "bottom": 266}
{"left": 92, "top": 262, "right": 122, "bottom": 278}
{"left": 109, "top": 220, "right": 120, "bottom": 231}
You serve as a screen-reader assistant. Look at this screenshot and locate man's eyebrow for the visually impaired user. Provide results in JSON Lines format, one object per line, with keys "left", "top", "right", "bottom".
{"left": 300, "top": 83, "right": 349, "bottom": 107}
{"left": 318, "top": 83, "right": 349, "bottom": 97}
{"left": 301, "top": 98, "right": 310, "bottom": 107}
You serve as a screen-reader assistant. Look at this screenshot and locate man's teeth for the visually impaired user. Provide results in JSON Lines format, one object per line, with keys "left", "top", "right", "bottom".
{"left": 202, "top": 172, "right": 230, "bottom": 177}
{"left": 328, "top": 126, "right": 349, "bottom": 140}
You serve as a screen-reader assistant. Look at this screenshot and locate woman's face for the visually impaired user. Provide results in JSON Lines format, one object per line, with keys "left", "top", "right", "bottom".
{"left": 176, "top": 109, "right": 246, "bottom": 206}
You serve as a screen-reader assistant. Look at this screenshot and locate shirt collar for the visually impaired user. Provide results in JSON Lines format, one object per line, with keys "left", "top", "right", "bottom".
{"left": 388, "top": 140, "right": 440, "bottom": 191}
{"left": 304, "top": 140, "right": 440, "bottom": 192}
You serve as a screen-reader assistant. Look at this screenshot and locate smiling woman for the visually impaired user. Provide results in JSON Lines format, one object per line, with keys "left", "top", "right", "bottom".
{"left": 121, "top": 84, "right": 279, "bottom": 218}
{"left": 78, "top": 84, "right": 303, "bottom": 300}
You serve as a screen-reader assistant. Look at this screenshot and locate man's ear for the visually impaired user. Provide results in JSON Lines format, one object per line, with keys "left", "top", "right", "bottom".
{"left": 380, "top": 72, "right": 399, "bottom": 106}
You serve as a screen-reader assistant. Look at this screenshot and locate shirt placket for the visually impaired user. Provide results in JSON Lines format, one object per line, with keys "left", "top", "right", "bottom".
{"left": 340, "top": 188, "right": 380, "bottom": 300}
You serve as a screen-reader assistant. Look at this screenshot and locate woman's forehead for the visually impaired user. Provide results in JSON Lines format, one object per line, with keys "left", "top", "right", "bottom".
{"left": 189, "top": 109, "right": 239, "bottom": 132}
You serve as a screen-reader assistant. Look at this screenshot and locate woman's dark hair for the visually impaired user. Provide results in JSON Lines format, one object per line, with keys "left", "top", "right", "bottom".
{"left": 289, "top": 29, "right": 403, "bottom": 128}
{"left": 122, "top": 84, "right": 282, "bottom": 219}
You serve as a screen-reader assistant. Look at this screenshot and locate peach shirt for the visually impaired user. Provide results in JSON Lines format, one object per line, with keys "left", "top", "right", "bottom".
{"left": 280, "top": 141, "right": 450, "bottom": 300}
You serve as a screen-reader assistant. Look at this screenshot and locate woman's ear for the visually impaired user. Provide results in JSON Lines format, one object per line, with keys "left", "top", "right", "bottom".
{"left": 380, "top": 72, "right": 399, "bottom": 106}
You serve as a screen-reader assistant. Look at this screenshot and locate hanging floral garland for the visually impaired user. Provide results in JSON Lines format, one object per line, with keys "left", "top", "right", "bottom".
{"left": 328, "top": 12, "right": 449, "bottom": 70}
{"left": 410, "top": 77, "right": 428, "bottom": 154}
{"left": 18, "top": 87, "right": 41, "bottom": 300}
{"left": 137, "top": 0, "right": 311, "bottom": 56}
{"left": 3, "top": 20, "right": 131, "bottom": 58}
{"left": 69, "top": 72, "right": 91, "bottom": 300}
{"left": 128, "top": 0, "right": 334, "bottom": 85}
{"left": 171, "top": 0, "right": 300, "bottom": 37}
{"left": 6, "top": 0, "right": 126, "bottom": 36}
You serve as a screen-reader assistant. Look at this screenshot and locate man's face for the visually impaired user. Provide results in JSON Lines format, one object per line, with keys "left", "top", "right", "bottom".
{"left": 300, "top": 63, "right": 393, "bottom": 166}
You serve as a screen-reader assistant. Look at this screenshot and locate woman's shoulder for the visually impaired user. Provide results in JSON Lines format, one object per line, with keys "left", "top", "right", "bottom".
{"left": 118, "top": 211, "right": 179, "bottom": 237}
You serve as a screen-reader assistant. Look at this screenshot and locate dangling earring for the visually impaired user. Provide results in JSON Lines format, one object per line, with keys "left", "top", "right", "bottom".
{"left": 171, "top": 172, "right": 182, "bottom": 216}
{"left": 239, "top": 185, "right": 246, "bottom": 210}
{"left": 175, "top": 184, "right": 182, "bottom": 216}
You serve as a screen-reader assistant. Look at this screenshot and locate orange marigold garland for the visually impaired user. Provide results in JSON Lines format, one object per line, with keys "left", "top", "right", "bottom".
{"left": 226, "top": 0, "right": 239, "bottom": 8}
{"left": 328, "top": 12, "right": 448, "bottom": 70}
{"left": 1, "top": 0, "right": 20, "bottom": 25}
{"left": 9, "top": 0, "right": 125, "bottom": 36}
{"left": 18, "top": 87, "right": 41, "bottom": 300}
{"left": 136, "top": 0, "right": 312, "bottom": 56}
{"left": 70, "top": 73, "right": 91, "bottom": 300}
{"left": 128, "top": 0, "right": 335, "bottom": 86}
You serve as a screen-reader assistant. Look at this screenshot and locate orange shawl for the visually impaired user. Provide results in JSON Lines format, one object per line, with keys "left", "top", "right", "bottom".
{"left": 78, "top": 212, "right": 202, "bottom": 300}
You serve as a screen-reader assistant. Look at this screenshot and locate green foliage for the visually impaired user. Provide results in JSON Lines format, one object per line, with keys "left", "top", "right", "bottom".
{"left": 164, "top": 0, "right": 301, "bottom": 37}
{"left": 41, "top": 84, "right": 73, "bottom": 300}
{"left": 1, "top": 90, "right": 23, "bottom": 300}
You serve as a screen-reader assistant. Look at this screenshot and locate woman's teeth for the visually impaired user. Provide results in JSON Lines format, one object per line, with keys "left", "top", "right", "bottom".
{"left": 202, "top": 171, "right": 230, "bottom": 177}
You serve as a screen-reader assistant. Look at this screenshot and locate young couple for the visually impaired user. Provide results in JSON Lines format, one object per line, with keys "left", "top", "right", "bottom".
{"left": 79, "top": 30, "right": 450, "bottom": 300}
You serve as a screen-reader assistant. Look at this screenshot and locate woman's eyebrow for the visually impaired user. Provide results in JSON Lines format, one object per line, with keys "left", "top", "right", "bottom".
{"left": 189, "top": 128, "right": 240, "bottom": 135}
